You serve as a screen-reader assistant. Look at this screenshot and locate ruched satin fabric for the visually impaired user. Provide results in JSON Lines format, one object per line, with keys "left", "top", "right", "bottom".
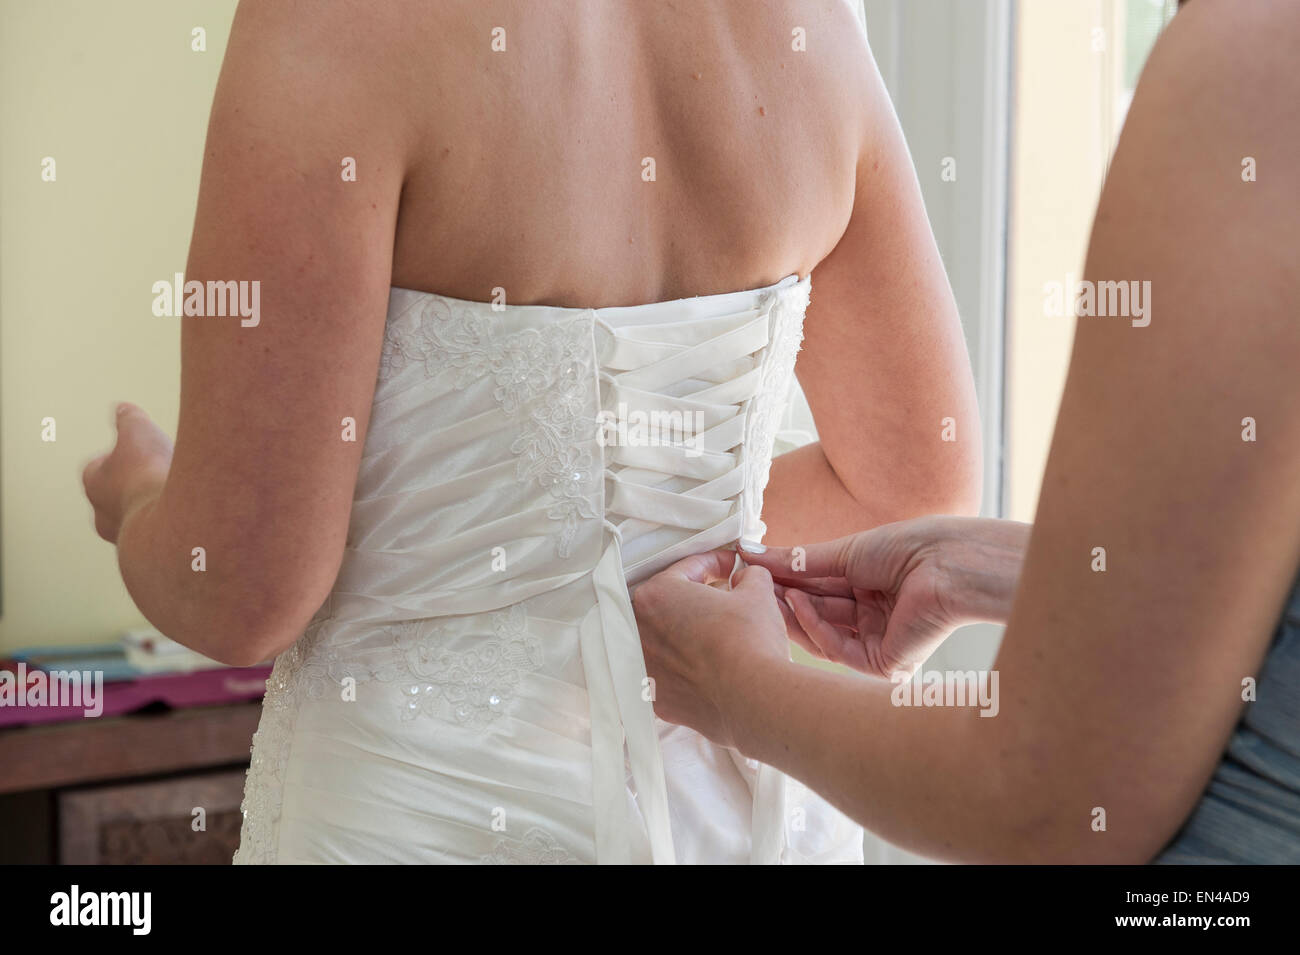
{"left": 234, "top": 274, "right": 863, "bottom": 864}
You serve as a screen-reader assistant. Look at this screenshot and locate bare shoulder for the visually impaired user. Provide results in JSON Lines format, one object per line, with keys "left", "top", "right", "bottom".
{"left": 224, "top": 0, "right": 400, "bottom": 73}
{"left": 1160, "top": 0, "right": 1300, "bottom": 64}
{"left": 217, "top": 0, "right": 420, "bottom": 155}
{"left": 1096, "top": 0, "right": 1300, "bottom": 294}
{"left": 227, "top": 0, "right": 412, "bottom": 52}
{"left": 1135, "top": 0, "right": 1300, "bottom": 142}
{"left": 794, "top": 0, "right": 879, "bottom": 143}
{"left": 1075, "top": 0, "right": 1300, "bottom": 458}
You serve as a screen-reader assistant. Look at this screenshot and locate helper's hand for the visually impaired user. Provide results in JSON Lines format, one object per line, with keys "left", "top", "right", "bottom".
{"left": 632, "top": 550, "right": 791, "bottom": 746}
{"left": 739, "top": 516, "right": 1030, "bottom": 678}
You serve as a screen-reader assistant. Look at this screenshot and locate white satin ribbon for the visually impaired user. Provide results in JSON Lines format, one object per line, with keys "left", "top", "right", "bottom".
{"left": 750, "top": 763, "right": 788, "bottom": 864}
{"left": 579, "top": 535, "right": 677, "bottom": 864}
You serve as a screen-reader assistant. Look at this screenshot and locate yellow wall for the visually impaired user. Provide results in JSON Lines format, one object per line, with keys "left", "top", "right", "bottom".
{"left": 0, "top": 0, "right": 236, "bottom": 649}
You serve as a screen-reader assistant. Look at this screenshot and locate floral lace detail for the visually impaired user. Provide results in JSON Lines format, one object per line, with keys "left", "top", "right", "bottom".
{"left": 480, "top": 826, "right": 579, "bottom": 865}
{"left": 390, "top": 605, "right": 543, "bottom": 728}
{"left": 379, "top": 295, "right": 598, "bottom": 557}
{"left": 233, "top": 604, "right": 544, "bottom": 863}
{"left": 742, "top": 285, "right": 807, "bottom": 538}
{"left": 233, "top": 606, "right": 334, "bottom": 865}
{"left": 279, "top": 608, "right": 543, "bottom": 725}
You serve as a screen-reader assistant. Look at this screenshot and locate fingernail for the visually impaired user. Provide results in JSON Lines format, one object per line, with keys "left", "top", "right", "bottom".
{"left": 737, "top": 538, "right": 766, "bottom": 554}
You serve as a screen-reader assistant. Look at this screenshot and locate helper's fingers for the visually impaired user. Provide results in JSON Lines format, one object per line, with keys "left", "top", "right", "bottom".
{"left": 784, "top": 589, "right": 855, "bottom": 661}
{"left": 781, "top": 589, "right": 859, "bottom": 630}
{"left": 737, "top": 536, "right": 858, "bottom": 579}
{"left": 658, "top": 549, "right": 737, "bottom": 586}
{"left": 740, "top": 527, "right": 906, "bottom": 596}
{"left": 731, "top": 563, "right": 773, "bottom": 593}
{"left": 779, "top": 598, "right": 827, "bottom": 660}
{"left": 768, "top": 574, "right": 855, "bottom": 599}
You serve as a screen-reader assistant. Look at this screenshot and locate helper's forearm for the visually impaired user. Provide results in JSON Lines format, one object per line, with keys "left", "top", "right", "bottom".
{"left": 728, "top": 654, "right": 1068, "bottom": 863}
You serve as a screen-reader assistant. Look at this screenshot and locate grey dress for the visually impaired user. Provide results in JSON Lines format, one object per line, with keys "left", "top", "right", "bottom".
{"left": 1157, "top": 572, "right": 1300, "bottom": 863}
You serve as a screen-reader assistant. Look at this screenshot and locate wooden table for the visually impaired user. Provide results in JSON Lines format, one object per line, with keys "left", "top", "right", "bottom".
{"left": 0, "top": 702, "right": 262, "bottom": 863}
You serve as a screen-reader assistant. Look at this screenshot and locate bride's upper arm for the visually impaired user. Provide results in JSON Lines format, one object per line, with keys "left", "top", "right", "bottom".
{"left": 799, "top": 38, "right": 983, "bottom": 519}
{"left": 160, "top": 0, "right": 411, "bottom": 654}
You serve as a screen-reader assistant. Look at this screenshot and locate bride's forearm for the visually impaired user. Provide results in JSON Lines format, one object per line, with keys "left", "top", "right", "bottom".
{"left": 115, "top": 487, "right": 251, "bottom": 665}
{"left": 115, "top": 480, "right": 317, "bottom": 667}
{"left": 760, "top": 444, "right": 879, "bottom": 544}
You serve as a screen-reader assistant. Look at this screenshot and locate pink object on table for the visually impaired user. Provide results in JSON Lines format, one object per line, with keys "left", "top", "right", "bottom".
{"left": 0, "top": 664, "right": 272, "bottom": 728}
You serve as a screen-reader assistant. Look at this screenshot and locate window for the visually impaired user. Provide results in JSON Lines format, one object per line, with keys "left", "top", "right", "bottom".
{"left": 1006, "top": 0, "right": 1177, "bottom": 524}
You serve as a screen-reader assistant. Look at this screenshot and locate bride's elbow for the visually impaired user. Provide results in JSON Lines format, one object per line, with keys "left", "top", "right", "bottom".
{"left": 933, "top": 467, "right": 983, "bottom": 519}
{"left": 167, "top": 574, "right": 331, "bottom": 668}
{"left": 884, "top": 433, "right": 983, "bottom": 521}
{"left": 220, "top": 593, "right": 324, "bottom": 666}
{"left": 870, "top": 453, "right": 984, "bottom": 523}
{"left": 205, "top": 640, "right": 275, "bottom": 669}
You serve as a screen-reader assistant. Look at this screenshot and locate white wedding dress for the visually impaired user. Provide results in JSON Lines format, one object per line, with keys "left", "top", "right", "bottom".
{"left": 234, "top": 273, "right": 863, "bottom": 864}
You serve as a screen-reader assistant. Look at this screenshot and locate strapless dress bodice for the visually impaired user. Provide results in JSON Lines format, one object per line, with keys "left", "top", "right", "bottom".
{"left": 330, "top": 273, "right": 810, "bottom": 627}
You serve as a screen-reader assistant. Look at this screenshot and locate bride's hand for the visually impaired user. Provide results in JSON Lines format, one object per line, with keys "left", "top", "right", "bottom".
{"left": 739, "top": 516, "right": 1030, "bottom": 678}
{"left": 82, "top": 402, "right": 173, "bottom": 544}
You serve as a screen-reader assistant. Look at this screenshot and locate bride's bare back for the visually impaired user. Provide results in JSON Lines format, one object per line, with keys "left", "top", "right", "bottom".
{"left": 388, "top": 0, "right": 866, "bottom": 306}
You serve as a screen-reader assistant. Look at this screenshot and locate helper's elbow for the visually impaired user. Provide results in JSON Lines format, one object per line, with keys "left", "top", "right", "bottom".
{"left": 984, "top": 772, "right": 1193, "bottom": 864}
{"left": 999, "top": 819, "right": 1175, "bottom": 865}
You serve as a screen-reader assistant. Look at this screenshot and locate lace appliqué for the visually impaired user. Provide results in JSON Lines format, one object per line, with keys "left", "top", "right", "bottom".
{"left": 379, "top": 296, "right": 599, "bottom": 557}
{"left": 742, "top": 285, "right": 808, "bottom": 535}
{"left": 480, "top": 826, "right": 579, "bottom": 865}
{"left": 233, "top": 608, "right": 333, "bottom": 865}
{"left": 290, "top": 606, "right": 543, "bottom": 728}
{"left": 233, "top": 605, "right": 544, "bottom": 864}
{"left": 391, "top": 605, "right": 543, "bottom": 728}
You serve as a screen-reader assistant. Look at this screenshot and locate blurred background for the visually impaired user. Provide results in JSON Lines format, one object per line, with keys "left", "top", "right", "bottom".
{"left": 0, "top": 0, "right": 1178, "bottom": 863}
